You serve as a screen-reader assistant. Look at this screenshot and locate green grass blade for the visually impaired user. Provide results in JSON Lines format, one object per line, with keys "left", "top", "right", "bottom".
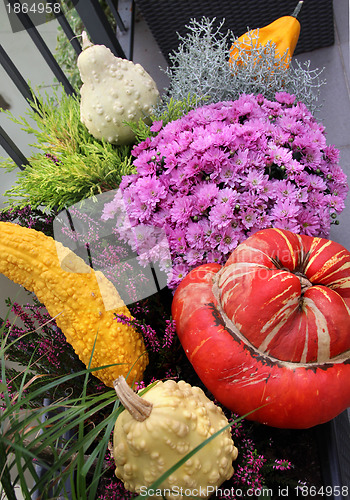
{"left": 85, "top": 401, "right": 121, "bottom": 500}
{"left": 81, "top": 403, "right": 119, "bottom": 478}
{"left": 0, "top": 440, "right": 18, "bottom": 500}
{"left": 1, "top": 363, "right": 120, "bottom": 422}
{"left": 75, "top": 329, "right": 99, "bottom": 499}
{"left": 13, "top": 447, "right": 32, "bottom": 500}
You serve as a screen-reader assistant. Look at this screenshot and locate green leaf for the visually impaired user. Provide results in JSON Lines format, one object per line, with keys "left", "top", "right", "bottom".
{"left": 0, "top": 440, "right": 18, "bottom": 500}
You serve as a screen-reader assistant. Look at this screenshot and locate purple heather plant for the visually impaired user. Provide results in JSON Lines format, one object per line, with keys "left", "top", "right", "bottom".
{"left": 0, "top": 298, "right": 95, "bottom": 402}
{"left": 0, "top": 205, "right": 55, "bottom": 236}
{"left": 54, "top": 203, "right": 158, "bottom": 305}
{"left": 102, "top": 92, "right": 348, "bottom": 289}
{"left": 115, "top": 312, "right": 176, "bottom": 354}
{"left": 0, "top": 377, "right": 17, "bottom": 410}
{"left": 3, "top": 300, "right": 75, "bottom": 373}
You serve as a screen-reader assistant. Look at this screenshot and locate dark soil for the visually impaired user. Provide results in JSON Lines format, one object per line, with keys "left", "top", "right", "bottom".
{"left": 255, "top": 425, "right": 326, "bottom": 499}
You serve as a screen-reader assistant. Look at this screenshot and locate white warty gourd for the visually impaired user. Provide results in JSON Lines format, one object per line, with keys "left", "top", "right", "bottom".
{"left": 78, "top": 31, "right": 160, "bottom": 145}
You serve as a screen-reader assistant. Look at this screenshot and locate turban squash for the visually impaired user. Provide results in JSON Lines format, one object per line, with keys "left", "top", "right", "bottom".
{"left": 172, "top": 228, "right": 350, "bottom": 428}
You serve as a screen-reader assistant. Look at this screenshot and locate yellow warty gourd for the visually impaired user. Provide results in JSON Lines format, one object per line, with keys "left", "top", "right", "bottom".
{"left": 113, "top": 377, "right": 238, "bottom": 499}
{"left": 0, "top": 221, "right": 148, "bottom": 386}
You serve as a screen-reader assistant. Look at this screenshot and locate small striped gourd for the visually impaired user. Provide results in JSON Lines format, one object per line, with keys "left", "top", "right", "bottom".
{"left": 172, "top": 228, "right": 350, "bottom": 428}
{"left": 0, "top": 221, "right": 148, "bottom": 386}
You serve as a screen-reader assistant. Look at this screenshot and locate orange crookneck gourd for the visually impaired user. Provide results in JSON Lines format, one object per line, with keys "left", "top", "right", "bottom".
{"left": 229, "top": 1, "right": 304, "bottom": 70}
{"left": 0, "top": 221, "right": 148, "bottom": 387}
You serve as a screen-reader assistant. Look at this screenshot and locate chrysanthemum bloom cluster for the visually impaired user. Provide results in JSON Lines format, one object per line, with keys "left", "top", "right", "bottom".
{"left": 102, "top": 92, "right": 348, "bottom": 289}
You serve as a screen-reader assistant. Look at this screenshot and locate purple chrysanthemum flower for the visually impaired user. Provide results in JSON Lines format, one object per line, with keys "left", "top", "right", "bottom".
{"left": 136, "top": 176, "right": 167, "bottom": 207}
{"left": 275, "top": 91, "right": 296, "bottom": 105}
{"left": 298, "top": 210, "right": 322, "bottom": 236}
{"left": 169, "top": 196, "right": 194, "bottom": 225}
{"left": 209, "top": 203, "right": 234, "bottom": 229}
{"left": 186, "top": 220, "right": 206, "bottom": 249}
{"left": 150, "top": 120, "right": 163, "bottom": 132}
{"left": 104, "top": 93, "right": 348, "bottom": 288}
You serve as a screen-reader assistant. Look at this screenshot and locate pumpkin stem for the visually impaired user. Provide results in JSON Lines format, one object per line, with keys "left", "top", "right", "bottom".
{"left": 294, "top": 271, "right": 313, "bottom": 293}
{"left": 113, "top": 376, "right": 153, "bottom": 422}
{"left": 291, "top": 1, "right": 304, "bottom": 18}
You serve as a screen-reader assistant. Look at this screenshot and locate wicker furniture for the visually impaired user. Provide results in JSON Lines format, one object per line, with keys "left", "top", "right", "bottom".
{"left": 135, "top": 0, "right": 334, "bottom": 64}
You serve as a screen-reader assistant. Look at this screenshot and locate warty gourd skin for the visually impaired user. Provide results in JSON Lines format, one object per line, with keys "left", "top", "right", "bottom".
{"left": 113, "top": 377, "right": 238, "bottom": 499}
{"left": 78, "top": 31, "right": 160, "bottom": 145}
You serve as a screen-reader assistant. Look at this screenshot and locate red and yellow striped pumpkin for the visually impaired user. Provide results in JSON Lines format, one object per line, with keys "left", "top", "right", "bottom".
{"left": 172, "top": 228, "right": 350, "bottom": 428}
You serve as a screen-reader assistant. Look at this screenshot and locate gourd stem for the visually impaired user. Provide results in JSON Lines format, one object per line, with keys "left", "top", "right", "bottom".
{"left": 113, "top": 376, "right": 153, "bottom": 422}
{"left": 291, "top": 1, "right": 304, "bottom": 18}
{"left": 294, "top": 271, "right": 313, "bottom": 293}
{"left": 81, "top": 31, "right": 93, "bottom": 51}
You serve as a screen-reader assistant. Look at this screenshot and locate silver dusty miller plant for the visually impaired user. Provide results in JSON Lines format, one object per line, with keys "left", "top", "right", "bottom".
{"left": 162, "top": 17, "right": 325, "bottom": 113}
